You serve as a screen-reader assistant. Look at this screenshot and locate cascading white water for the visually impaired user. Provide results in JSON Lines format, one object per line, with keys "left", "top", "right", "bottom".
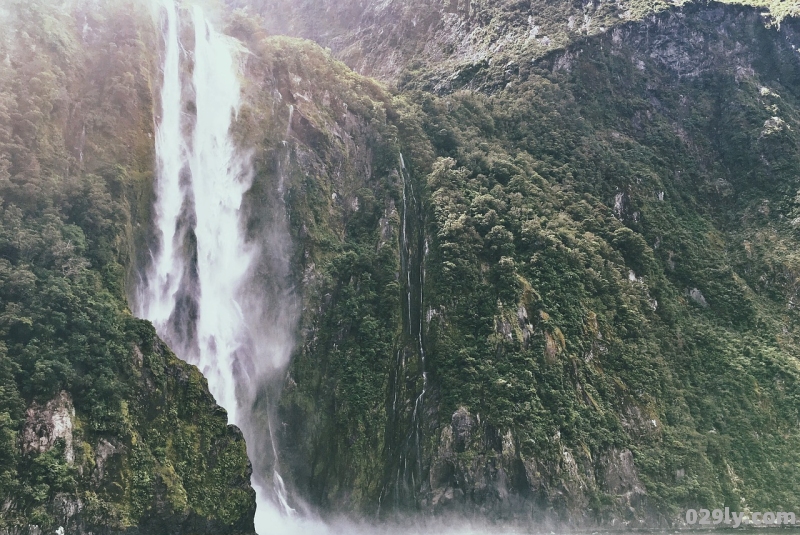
{"left": 139, "top": 0, "right": 187, "bottom": 329}
{"left": 138, "top": 2, "right": 324, "bottom": 533}
{"left": 188, "top": 4, "right": 253, "bottom": 425}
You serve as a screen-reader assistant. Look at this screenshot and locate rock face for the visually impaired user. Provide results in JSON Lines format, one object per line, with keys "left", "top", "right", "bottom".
{"left": 22, "top": 392, "right": 76, "bottom": 465}
{"left": 246, "top": 0, "right": 610, "bottom": 82}
{"left": 422, "top": 408, "right": 649, "bottom": 525}
{"left": 261, "top": 1, "right": 800, "bottom": 528}
{"left": 599, "top": 448, "right": 646, "bottom": 509}
{"left": 243, "top": 0, "right": 797, "bottom": 87}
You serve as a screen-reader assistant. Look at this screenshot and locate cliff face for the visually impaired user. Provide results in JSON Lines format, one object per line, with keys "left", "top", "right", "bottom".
{"left": 224, "top": 32, "right": 413, "bottom": 513}
{"left": 0, "top": 2, "right": 255, "bottom": 533}
{"left": 240, "top": 0, "right": 799, "bottom": 87}
{"left": 261, "top": 1, "right": 800, "bottom": 527}
{"left": 240, "top": 0, "right": 642, "bottom": 83}
{"left": 4, "top": 0, "right": 800, "bottom": 531}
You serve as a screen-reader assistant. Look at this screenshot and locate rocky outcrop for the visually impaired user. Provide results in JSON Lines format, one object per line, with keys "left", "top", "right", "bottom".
{"left": 598, "top": 448, "right": 646, "bottom": 510}
{"left": 422, "top": 408, "right": 650, "bottom": 526}
{"left": 2, "top": 339, "right": 256, "bottom": 535}
{"left": 22, "top": 392, "right": 76, "bottom": 465}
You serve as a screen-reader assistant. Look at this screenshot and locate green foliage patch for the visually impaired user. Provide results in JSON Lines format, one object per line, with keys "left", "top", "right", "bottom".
{"left": 0, "top": 1, "right": 256, "bottom": 532}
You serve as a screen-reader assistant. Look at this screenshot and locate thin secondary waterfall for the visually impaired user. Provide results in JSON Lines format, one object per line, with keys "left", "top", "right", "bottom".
{"left": 384, "top": 153, "right": 428, "bottom": 509}
{"left": 137, "top": 2, "right": 317, "bottom": 533}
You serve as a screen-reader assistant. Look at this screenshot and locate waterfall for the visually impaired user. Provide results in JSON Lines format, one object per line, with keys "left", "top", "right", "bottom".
{"left": 139, "top": 0, "right": 186, "bottom": 331}
{"left": 188, "top": 3, "right": 253, "bottom": 426}
{"left": 137, "top": 2, "right": 323, "bottom": 533}
{"left": 383, "top": 153, "right": 428, "bottom": 508}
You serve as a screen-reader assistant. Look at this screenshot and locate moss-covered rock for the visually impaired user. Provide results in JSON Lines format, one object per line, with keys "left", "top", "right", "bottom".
{"left": 0, "top": 1, "right": 256, "bottom": 532}
{"left": 238, "top": 1, "right": 800, "bottom": 527}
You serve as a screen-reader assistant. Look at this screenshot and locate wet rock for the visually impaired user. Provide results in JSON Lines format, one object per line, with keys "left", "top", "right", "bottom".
{"left": 599, "top": 448, "right": 646, "bottom": 508}
{"left": 688, "top": 287, "right": 709, "bottom": 307}
{"left": 94, "top": 438, "right": 123, "bottom": 482}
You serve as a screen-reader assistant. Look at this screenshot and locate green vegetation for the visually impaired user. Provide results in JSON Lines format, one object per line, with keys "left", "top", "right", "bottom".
{"left": 260, "top": 1, "right": 800, "bottom": 524}
{"left": 402, "top": 4, "right": 800, "bottom": 520}
{"left": 4, "top": 0, "right": 800, "bottom": 530}
{"left": 229, "top": 35, "right": 412, "bottom": 510}
{"left": 0, "top": 1, "right": 255, "bottom": 532}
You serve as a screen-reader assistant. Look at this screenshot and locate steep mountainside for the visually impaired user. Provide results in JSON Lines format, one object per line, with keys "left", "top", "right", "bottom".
{"left": 256, "top": 0, "right": 800, "bottom": 526}
{"left": 241, "top": 0, "right": 799, "bottom": 87}
{"left": 3, "top": 0, "right": 800, "bottom": 532}
{"left": 0, "top": 2, "right": 255, "bottom": 532}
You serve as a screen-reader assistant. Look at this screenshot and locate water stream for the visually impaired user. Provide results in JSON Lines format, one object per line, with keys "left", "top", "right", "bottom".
{"left": 139, "top": 0, "right": 187, "bottom": 334}
{"left": 138, "top": 3, "right": 431, "bottom": 533}
{"left": 137, "top": 1, "right": 307, "bottom": 532}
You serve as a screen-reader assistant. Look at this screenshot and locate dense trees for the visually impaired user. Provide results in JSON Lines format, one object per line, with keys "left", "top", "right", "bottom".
{"left": 3, "top": 0, "right": 800, "bottom": 528}
{"left": 403, "top": 5, "right": 800, "bottom": 517}
{"left": 0, "top": 2, "right": 256, "bottom": 532}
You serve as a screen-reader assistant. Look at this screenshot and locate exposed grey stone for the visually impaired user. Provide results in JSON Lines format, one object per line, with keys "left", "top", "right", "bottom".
{"left": 21, "top": 391, "right": 75, "bottom": 465}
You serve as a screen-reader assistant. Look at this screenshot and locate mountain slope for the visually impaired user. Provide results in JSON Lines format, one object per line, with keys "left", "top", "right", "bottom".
{"left": 252, "top": 1, "right": 800, "bottom": 525}
{"left": 240, "top": 0, "right": 799, "bottom": 88}
{"left": 3, "top": 0, "right": 800, "bottom": 531}
{"left": 0, "top": 1, "right": 256, "bottom": 532}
